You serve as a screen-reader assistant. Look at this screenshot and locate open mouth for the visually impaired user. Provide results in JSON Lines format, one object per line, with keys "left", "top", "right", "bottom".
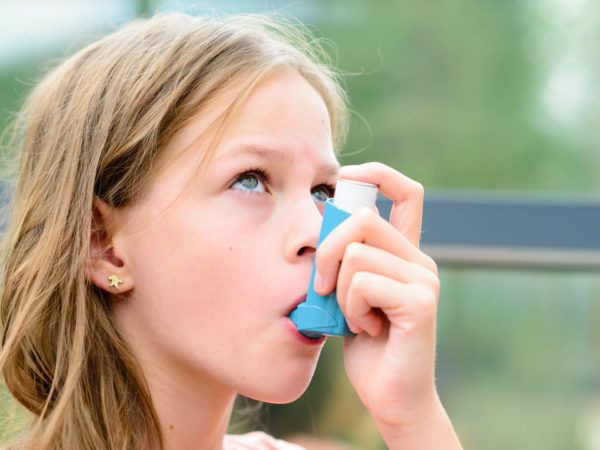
{"left": 285, "top": 294, "right": 307, "bottom": 317}
{"left": 283, "top": 316, "right": 326, "bottom": 345}
{"left": 284, "top": 294, "right": 327, "bottom": 344}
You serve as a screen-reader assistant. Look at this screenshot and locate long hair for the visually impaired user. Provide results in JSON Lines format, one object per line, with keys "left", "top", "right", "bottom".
{"left": 0, "top": 12, "right": 349, "bottom": 449}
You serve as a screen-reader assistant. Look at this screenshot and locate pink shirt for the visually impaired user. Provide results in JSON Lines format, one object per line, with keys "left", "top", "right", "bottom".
{"left": 223, "top": 432, "right": 305, "bottom": 450}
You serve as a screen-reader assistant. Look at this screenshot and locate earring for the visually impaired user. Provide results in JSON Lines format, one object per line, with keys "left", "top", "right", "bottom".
{"left": 107, "top": 274, "right": 123, "bottom": 290}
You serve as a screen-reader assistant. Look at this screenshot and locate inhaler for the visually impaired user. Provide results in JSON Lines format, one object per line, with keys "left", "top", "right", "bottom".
{"left": 289, "top": 178, "right": 378, "bottom": 337}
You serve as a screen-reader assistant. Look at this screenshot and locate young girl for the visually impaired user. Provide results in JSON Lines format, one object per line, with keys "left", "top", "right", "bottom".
{"left": 0, "top": 12, "right": 462, "bottom": 449}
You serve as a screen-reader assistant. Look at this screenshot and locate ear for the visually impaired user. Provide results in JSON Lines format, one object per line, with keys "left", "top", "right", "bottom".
{"left": 86, "top": 197, "right": 133, "bottom": 294}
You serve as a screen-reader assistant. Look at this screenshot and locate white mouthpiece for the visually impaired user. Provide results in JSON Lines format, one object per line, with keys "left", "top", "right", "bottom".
{"left": 333, "top": 178, "right": 378, "bottom": 214}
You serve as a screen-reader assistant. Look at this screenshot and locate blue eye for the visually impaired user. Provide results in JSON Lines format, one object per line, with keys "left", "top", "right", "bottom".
{"left": 232, "top": 172, "right": 267, "bottom": 193}
{"left": 311, "top": 185, "right": 334, "bottom": 203}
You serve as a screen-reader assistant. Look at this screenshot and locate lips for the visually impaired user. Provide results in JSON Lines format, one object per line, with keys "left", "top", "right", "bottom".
{"left": 285, "top": 294, "right": 307, "bottom": 317}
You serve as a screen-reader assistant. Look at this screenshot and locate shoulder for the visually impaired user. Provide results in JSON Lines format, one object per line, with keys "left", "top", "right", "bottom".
{"left": 223, "top": 431, "right": 305, "bottom": 450}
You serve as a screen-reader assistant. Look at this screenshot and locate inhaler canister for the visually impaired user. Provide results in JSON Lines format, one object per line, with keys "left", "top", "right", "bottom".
{"left": 289, "top": 178, "right": 378, "bottom": 337}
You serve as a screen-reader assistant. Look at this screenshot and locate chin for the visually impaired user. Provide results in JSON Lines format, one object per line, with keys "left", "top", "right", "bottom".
{"left": 243, "top": 383, "right": 310, "bottom": 405}
{"left": 238, "top": 361, "right": 318, "bottom": 404}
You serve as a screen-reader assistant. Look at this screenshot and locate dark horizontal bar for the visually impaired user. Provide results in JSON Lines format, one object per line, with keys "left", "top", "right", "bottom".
{"left": 376, "top": 192, "right": 600, "bottom": 269}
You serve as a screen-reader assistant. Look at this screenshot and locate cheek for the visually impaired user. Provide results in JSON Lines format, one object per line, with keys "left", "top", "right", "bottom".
{"left": 123, "top": 199, "right": 285, "bottom": 344}
{"left": 166, "top": 214, "right": 278, "bottom": 322}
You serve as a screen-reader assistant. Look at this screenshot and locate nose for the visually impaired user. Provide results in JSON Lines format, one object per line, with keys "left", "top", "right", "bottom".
{"left": 282, "top": 195, "right": 322, "bottom": 263}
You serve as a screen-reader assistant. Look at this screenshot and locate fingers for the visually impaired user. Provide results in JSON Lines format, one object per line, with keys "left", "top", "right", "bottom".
{"left": 338, "top": 162, "right": 424, "bottom": 247}
{"left": 335, "top": 243, "right": 439, "bottom": 337}
{"left": 314, "top": 208, "right": 437, "bottom": 296}
{"left": 340, "top": 271, "right": 438, "bottom": 337}
{"left": 316, "top": 162, "right": 436, "bottom": 339}
{"left": 336, "top": 242, "right": 438, "bottom": 306}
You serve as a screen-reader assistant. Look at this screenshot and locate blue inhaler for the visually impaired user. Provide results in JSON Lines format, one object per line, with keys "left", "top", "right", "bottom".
{"left": 289, "top": 178, "right": 378, "bottom": 337}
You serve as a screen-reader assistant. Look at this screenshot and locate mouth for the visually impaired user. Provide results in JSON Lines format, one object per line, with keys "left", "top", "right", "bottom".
{"left": 285, "top": 293, "right": 307, "bottom": 317}
{"left": 283, "top": 294, "right": 327, "bottom": 345}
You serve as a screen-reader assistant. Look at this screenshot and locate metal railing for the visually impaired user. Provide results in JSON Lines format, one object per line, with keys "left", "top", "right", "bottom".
{"left": 377, "top": 192, "right": 600, "bottom": 270}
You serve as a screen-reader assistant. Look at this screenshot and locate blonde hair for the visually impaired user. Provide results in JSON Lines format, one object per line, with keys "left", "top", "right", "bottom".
{"left": 0, "top": 12, "right": 349, "bottom": 449}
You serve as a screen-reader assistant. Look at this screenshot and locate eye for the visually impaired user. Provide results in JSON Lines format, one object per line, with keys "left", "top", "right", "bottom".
{"left": 311, "top": 184, "right": 335, "bottom": 203}
{"left": 231, "top": 170, "right": 268, "bottom": 193}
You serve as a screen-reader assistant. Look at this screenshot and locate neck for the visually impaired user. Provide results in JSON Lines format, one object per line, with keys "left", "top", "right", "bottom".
{"left": 143, "top": 359, "right": 236, "bottom": 450}
{"left": 110, "top": 301, "right": 238, "bottom": 450}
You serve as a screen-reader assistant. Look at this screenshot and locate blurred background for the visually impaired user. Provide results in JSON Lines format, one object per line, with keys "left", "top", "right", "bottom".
{"left": 1, "top": 0, "right": 599, "bottom": 448}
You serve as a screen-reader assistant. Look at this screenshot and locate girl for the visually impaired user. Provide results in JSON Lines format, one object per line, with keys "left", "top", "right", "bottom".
{"left": 0, "top": 12, "right": 462, "bottom": 449}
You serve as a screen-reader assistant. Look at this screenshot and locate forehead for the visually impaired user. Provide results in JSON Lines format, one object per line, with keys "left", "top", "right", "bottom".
{"left": 216, "top": 67, "right": 336, "bottom": 162}
{"left": 160, "top": 67, "right": 337, "bottom": 176}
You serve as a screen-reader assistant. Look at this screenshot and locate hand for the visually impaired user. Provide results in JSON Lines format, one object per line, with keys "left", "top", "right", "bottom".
{"left": 314, "top": 162, "right": 461, "bottom": 448}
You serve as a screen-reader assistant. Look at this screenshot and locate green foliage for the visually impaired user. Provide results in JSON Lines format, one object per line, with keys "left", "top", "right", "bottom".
{"left": 437, "top": 268, "right": 600, "bottom": 449}
{"left": 318, "top": 0, "right": 598, "bottom": 193}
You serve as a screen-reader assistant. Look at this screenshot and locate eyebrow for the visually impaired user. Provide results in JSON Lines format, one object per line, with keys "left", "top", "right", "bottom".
{"left": 218, "top": 144, "right": 340, "bottom": 177}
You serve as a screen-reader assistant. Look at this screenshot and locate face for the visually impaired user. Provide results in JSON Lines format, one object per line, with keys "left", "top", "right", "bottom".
{"left": 109, "top": 67, "right": 339, "bottom": 403}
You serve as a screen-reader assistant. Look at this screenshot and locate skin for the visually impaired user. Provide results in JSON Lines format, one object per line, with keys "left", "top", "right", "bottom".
{"left": 88, "top": 67, "right": 462, "bottom": 449}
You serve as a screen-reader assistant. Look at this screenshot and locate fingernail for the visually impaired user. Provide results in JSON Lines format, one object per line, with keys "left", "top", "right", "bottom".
{"left": 338, "top": 165, "right": 361, "bottom": 176}
{"left": 313, "top": 272, "right": 325, "bottom": 293}
{"left": 346, "top": 319, "right": 361, "bottom": 334}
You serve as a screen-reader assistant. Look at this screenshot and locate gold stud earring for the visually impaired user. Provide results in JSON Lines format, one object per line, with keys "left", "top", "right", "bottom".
{"left": 108, "top": 274, "right": 123, "bottom": 290}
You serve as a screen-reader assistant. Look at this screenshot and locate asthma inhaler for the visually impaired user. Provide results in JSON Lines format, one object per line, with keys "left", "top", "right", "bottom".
{"left": 289, "top": 178, "right": 378, "bottom": 337}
